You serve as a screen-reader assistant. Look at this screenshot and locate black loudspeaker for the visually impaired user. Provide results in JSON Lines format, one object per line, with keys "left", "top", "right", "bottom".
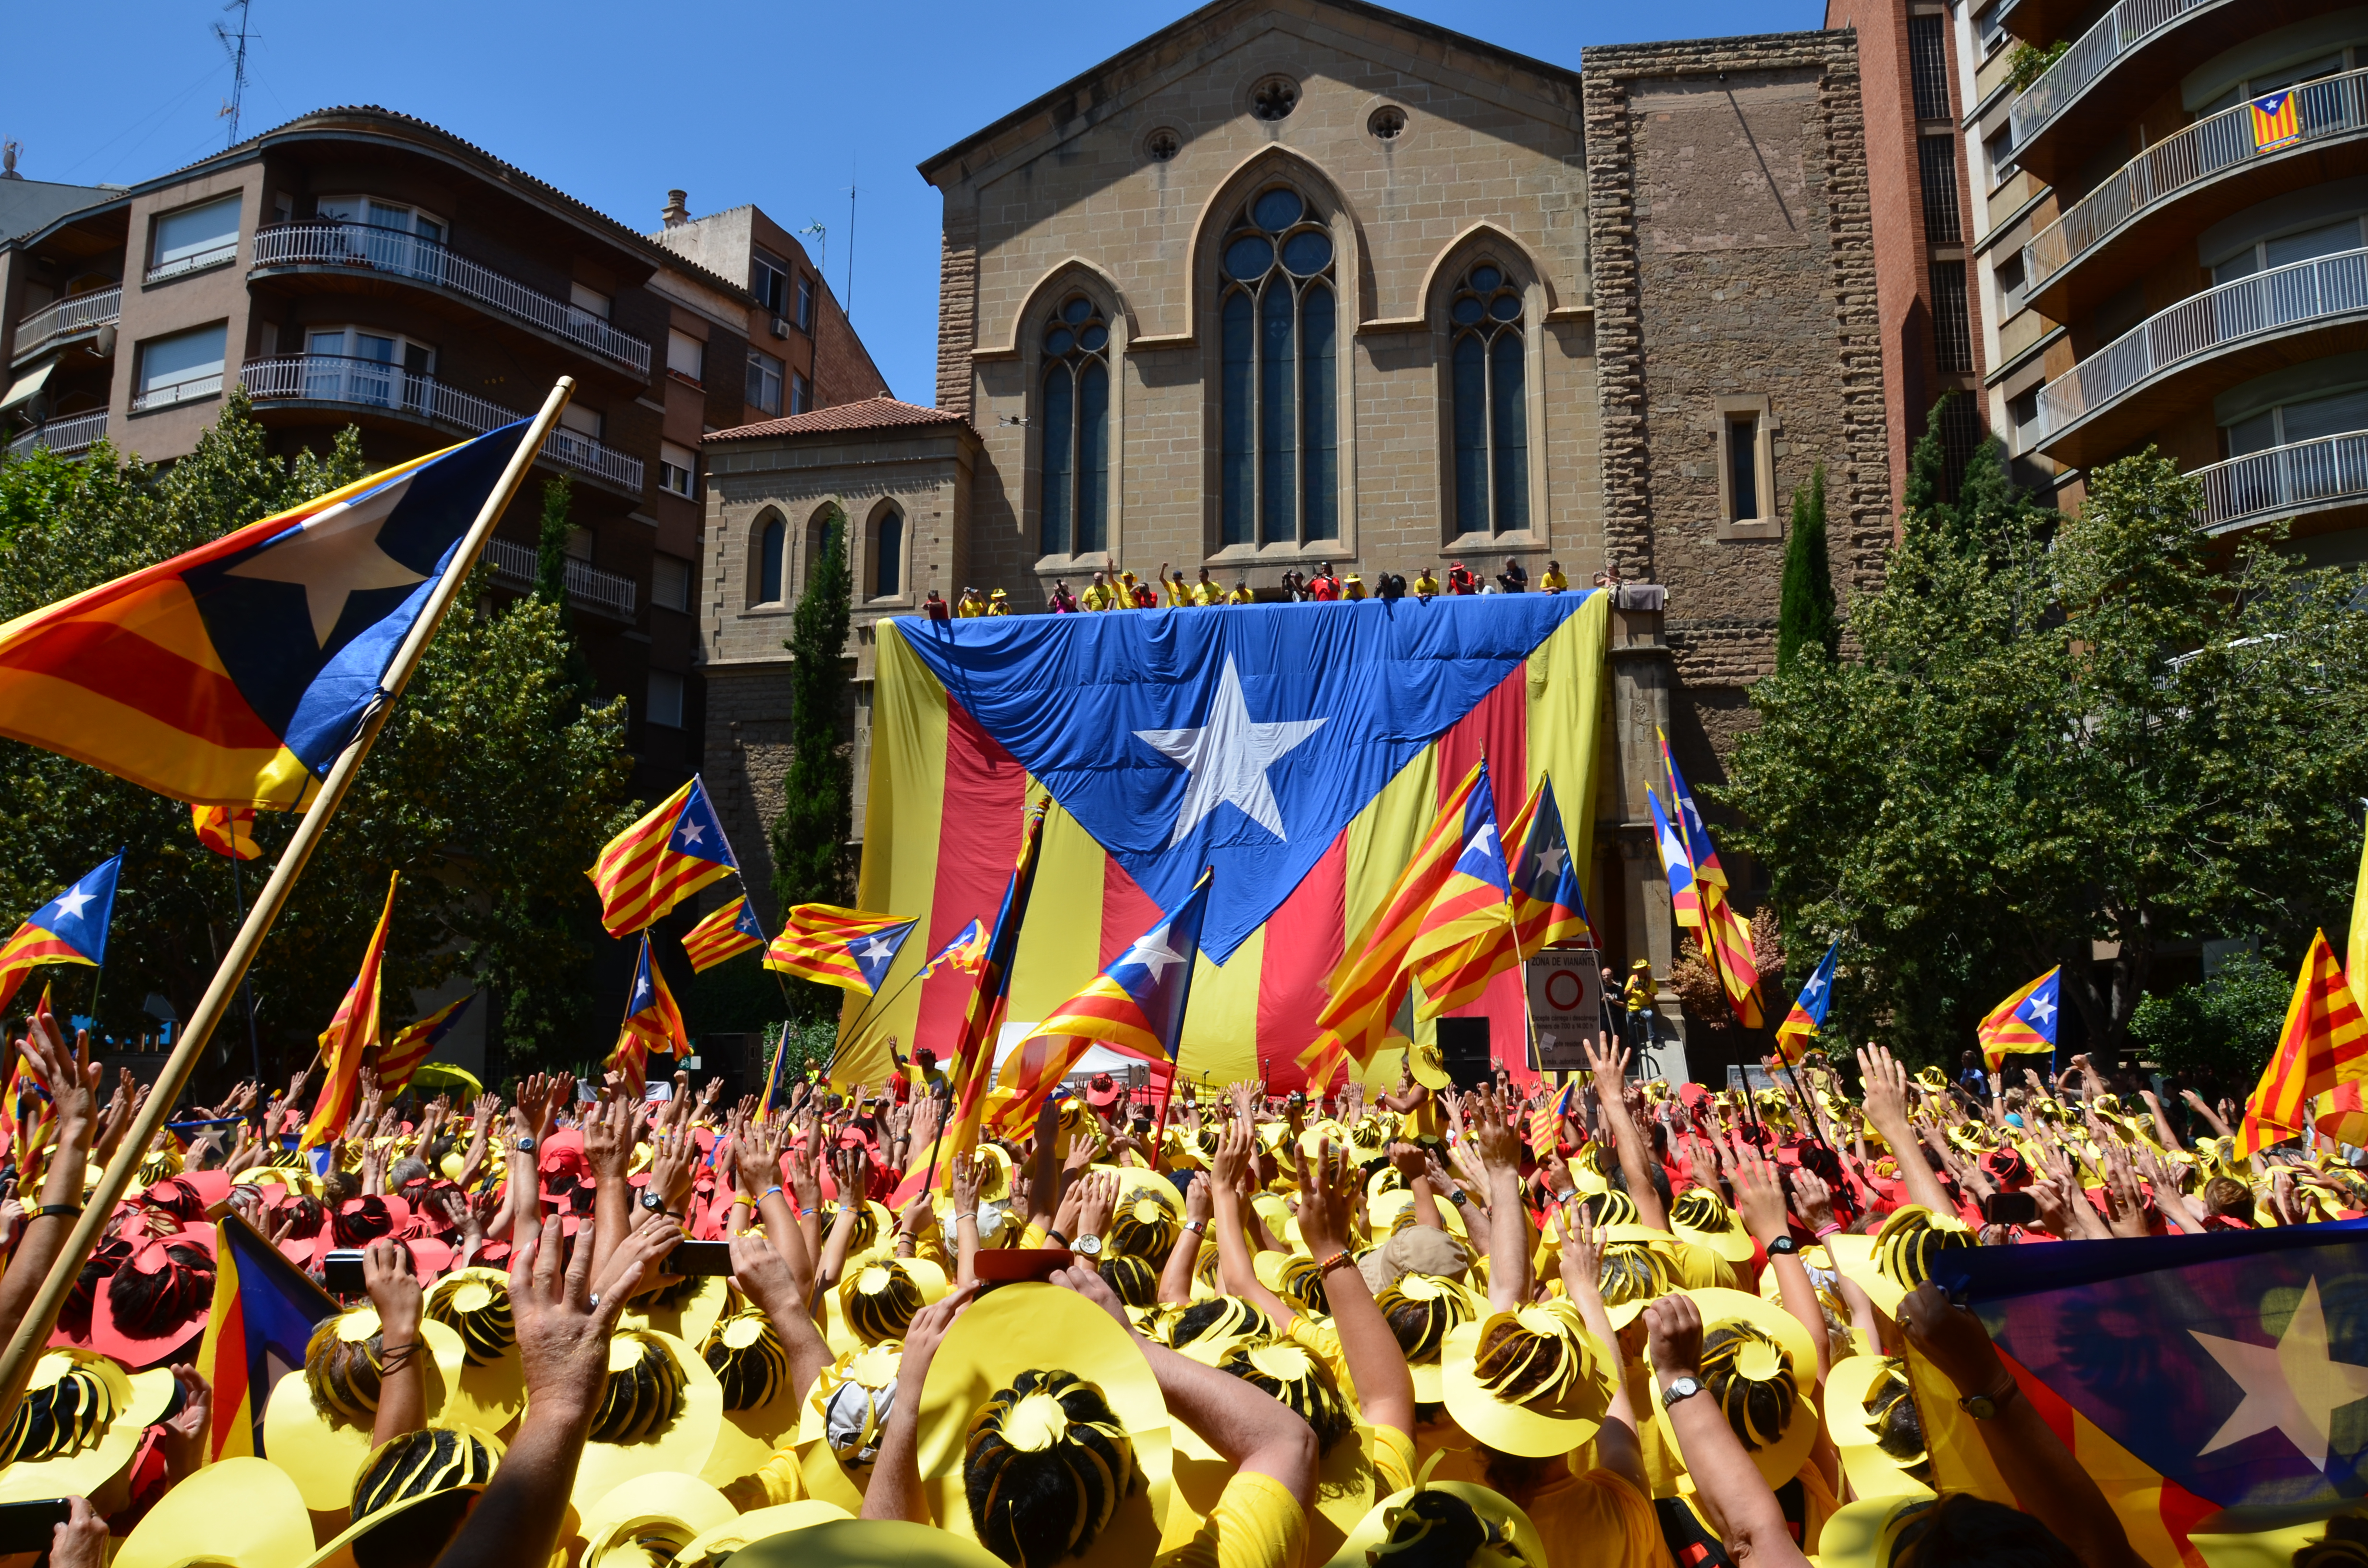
{"left": 1436, "top": 1017, "right": 1493, "bottom": 1090}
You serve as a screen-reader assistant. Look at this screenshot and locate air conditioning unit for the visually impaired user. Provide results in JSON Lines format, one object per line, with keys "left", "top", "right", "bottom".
{"left": 770, "top": 316, "right": 789, "bottom": 340}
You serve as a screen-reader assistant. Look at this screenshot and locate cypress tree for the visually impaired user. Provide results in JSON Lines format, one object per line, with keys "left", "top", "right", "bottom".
{"left": 771, "top": 508, "right": 853, "bottom": 915}
{"left": 1776, "top": 464, "right": 1838, "bottom": 669}
{"left": 530, "top": 473, "right": 592, "bottom": 698}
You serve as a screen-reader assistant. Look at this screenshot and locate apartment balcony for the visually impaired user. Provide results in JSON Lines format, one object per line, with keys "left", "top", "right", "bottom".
{"left": 2193, "top": 429, "right": 2368, "bottom": 536}
{"left": 2026, "top": 68, "right": 2368, "bottom": 320}
{"left": 12, "top": 287, "right": 121, "bottom": 366}
{"left": 2005, "top": 0, "right": 2344, "bottom": 185}
{"left": 241, "top": 354, "right": 645, "bottom": 495}
{"left": 480, "top": 533, "right": 638, "bottom": 622}
{"left": 249, "top": 222, "right": 651, "bottom": 378}
{"left": 4, "top": 410, "right": 109, "bottom": 461}
{"left": 2035, "top": 245, "right": 2368, "bottom": 466}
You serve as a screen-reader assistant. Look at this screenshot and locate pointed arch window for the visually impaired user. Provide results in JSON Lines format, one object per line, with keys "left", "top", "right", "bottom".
{"left": 756, "top": 511, "right": 786, "bottom": 603}
{"left": 1449, "top": 263, "right": 1529, "bottom": 536}
{"left": 874, "top": 506, "right": 904, "bottom": 599}
{"left": 1039, "top": 294, "right": 1110, "bottom": 556}
{"left": 1219, "top": 185, "right": 1338, "bottom": 547}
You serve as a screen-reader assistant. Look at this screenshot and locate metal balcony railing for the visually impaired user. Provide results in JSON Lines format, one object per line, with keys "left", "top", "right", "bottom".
{"left": 241, "top": 354, "right": 646, "bottom": 493}
{"left": 2010, "top": 0, "right": 2219, "bottom": 148}
{"left": 2037, "top": 245, "right": 2368, "bottom": 436}
{"left": 12, "top": 286, "right": 121, "bottom": 362}
{"left": 146, "top": 240, "right": 238, "bottom": 284}
{"left": 2027, "top": 68, "right": 2368, "bottom": 293}
{"left": 129, "top": 372, "right": 224, "bottom": 412}
{"left": 480, "top": 534, "right": 639, "bottom": 620}
{"left": 251, "top": 222, "right": 651, "bottom": 375}
{"left": 4, "top": 410, "right": 108, "bottom": 460}
{"left": 2193, "top": 429, "right": 2368, "bottom": 534}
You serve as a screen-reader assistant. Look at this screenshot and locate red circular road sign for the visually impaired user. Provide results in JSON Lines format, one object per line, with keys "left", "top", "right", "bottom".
{"left": 1544, "top": 968, "right": 1585, "bottom": 1012}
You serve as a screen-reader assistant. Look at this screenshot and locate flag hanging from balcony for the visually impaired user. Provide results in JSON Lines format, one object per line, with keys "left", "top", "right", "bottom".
{"left": 0, "top": 424, "right": 536, "bottom": 808}
{"left": 2250, "top": 89, "right": 2302, "bottom": 152}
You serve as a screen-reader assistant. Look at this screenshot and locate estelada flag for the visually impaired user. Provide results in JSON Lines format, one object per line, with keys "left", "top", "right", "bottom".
{"left": 1774, "top": 941, "right": 1838, "bottom": 1065}
{"left": 1648, "top": 790, "right": 1701, "bottom": 932}
{"left": 1976, "top": 966, "right": 2062, "bottom": 1069}
{"left": 1657, "top": 729, "right": 1727, "bottom": 893}
{"left": 1705, "top": 895, "right": 1764, "bottom": 1029}
{"left": 2251, "top": 88, "right": 2302, "bottom": 152}
{"left": 1919, "top": 1221, "right": 2368, "bottom": 1565}
{"left": 0, "top": 852, "right": 122, "bottom": 1017}
{"left": 1406, "top": 760, "right": 1521, "bottom": 1019}
{"left": 1503, "top": 776, "right": 1591, "bottom": 958}
{"left": 850, "top": 593, "right": 1608, "bottom": 1093}
{"left": 765, "top": 905, "right": 917, "bottom": 994}
{"left": 682, "top": 895, "right": 764, "bottom": 973}
{"left": 303, "top": 871, "right": 398, "bottom": 1149}
{"left": 991, "top": 870, "right": 1213, "bottom": 1138}
{"left": 2235, "top": 932, "right": 2368, "bottom": 1157}
{"left": 914, "top": 919, "right": 988, "bottom": 982}
{"left": 376, "top": 993, "right": 474, "bottom": 1097}
{"left": 607, "top": 933, "right": 689, "bottom": 1096}
{"left": 191, "top": 805, "right": 260, "bottom": 860}
{"left": 196, "top": 1213, "right": 338, "bottom": 1461}
{"left": 0, "top": 426, "right": 536, "bottom": 808}
{"left": 586, "top": 775, "right": 736, "bottom": 937}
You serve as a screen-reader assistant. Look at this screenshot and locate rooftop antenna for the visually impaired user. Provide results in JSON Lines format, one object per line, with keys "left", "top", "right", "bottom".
{"left": 214, "top": 0, "right": 255, "bottom": 148}
{"left": 844, "top": 158, "right": 858, "bottom": 317}
{"left": 798, "top": 220, "right": 826, "bottom": 278}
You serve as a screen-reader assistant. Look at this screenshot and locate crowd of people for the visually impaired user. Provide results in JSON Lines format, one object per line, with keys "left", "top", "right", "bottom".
{"left": 922, "top": 559, "right": 1615, "bottom": 622}
{"left": 1, "top": 1008, "right": 2354, "bottom": 1568}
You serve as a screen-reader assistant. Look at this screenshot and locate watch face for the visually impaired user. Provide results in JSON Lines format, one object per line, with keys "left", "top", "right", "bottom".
{"left": 1074, "top": 1235, "right": 1102, "bottom": 1256}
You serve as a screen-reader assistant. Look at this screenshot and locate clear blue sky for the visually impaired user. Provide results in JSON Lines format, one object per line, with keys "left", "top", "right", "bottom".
{"left": 9, "top": 0, "right": 1826, "bottom": 403}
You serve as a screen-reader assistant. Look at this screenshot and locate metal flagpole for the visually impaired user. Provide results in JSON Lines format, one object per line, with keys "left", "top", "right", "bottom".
{"left": 0, "top": 379, "right": 576, "bottom": 1418}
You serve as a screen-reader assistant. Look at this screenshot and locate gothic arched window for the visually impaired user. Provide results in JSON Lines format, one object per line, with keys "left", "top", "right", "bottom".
{"left": 1449, "top": 263, "right": 1528, "bottom": 536}
{"left": 1219, "top": 186, "right": 1338, "bottom": 547}
{"left": 874, "top": 506, "right": 904, "bottom": 599}
{"left": 756, "top": 510, "right": 786, "bottom": 604}
{"left": 1039, "top": 294, "right": 1110, "bottom": 556}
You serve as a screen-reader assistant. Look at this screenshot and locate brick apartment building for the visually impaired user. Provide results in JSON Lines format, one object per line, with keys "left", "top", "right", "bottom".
{"left": 692, "top": 0, "right": 1895, "bottom": 1060}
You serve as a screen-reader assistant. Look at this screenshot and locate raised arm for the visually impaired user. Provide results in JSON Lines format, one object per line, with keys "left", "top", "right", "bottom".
{"left": 1583, "top": 1034, "right": 1667, "bottom": 1233}
{"left": 1856, "top": 1045, "right": 1957, "bottom": 1219}
{"left": 1296, "top": 1141, "right": 1415, "bottom": 1442}
{"left": 0, "top": 1017, "right": 102, "bottom": 1366}
{"left": 363, "top": 1238, "right": 429, "bottom": 1449}
{"left": 1470, "top": 1087, "right": 1532, "bottom": 1311}
{"left": 1643, "top": 1295, "right": 1812, "bottom": 1568}
{"left": 1558, "top": 1206, "right": 1647, "bottom": 1497}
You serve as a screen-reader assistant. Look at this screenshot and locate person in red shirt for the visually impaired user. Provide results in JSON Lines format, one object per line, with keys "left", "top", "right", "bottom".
{"left": 923, "top": 588, "right": 951, "bottom": 622}
{"left": 1308, "top": 562, "right": 1342, "bottom": 601}
{"left": 1445, "top": 561, "right": 1477, "bottom": 595}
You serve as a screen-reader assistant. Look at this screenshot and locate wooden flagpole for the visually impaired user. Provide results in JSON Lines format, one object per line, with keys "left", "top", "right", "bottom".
{"left": 0, "top": 379, "right": 575, "bottom": 1417}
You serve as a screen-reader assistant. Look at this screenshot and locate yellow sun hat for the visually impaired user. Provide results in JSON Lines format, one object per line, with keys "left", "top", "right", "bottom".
{"left": 728, "top": 1518, "right": 1010, "bottom": 1568}
{"left": 1824, "top": 1353, "right": 1935, "bottom": 1504}
{"left": 425, "top": 1266, "right": 527, "bottom": 1434}
{"left": 1323, "top": 1455, "right": 1549, "bottom": 1568}
{"left": 566, "top": 1328, "right": 726, "bottom": 1516}
{"left": 114, "top": 1456, "right": 314, "bottom": 1568}
{"left": 0, "top": 1348, "right": 176, "bottom": 1504}
{"left": 577, "top": 1470, "right": 737, "bottom": 1567}
{"left": 912, "top": 1281, "right": 1173, "bottom": 1568}
{"left": 1373, "top": 1273, "right": 1484, "bottom": 1403}
{"left": 620, "top": 1271, "right": 730, "bottom": 1349}
{"left": 1653, "top": 1287, "right": 1819, "bottom": 1490}
{"left": 260, "top": 1310, "right": 469, "bottom": 1511}
{"left": 698, "top": 1308, "right": 809, "bottom": 1489}
{"left": 301, "top": 1424, "right": 505, "bottom": 1568}
{"left": 1441, "top": 1299, "right": 1619, "bottom": 1458}
{"left": 1667, "top": 1187, "right": 1757, "bottom": 1265}
{"left": 676, "top": 1500, "right": 856, "bottom": 1566}
{"left": 1408, "top": 1042, "right": 1452, "bottom": 1091}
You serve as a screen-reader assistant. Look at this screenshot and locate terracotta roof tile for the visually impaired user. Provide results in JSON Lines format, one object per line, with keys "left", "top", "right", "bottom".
{"left": 703, "top": 396, "right": 975, "bottom": 443}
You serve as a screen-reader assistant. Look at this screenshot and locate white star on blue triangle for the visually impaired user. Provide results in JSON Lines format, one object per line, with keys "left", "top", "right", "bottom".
{"left": 23, "top": 853, "right": 124, "bottom": 966}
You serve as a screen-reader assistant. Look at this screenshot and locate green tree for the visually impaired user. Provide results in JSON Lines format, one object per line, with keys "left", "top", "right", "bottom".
{"left": 534, "top": 474, "right": 573, "bottom": 609}
{"left": 1719, "top": 447, "right": 2368, "bottom": 1065}
{"left": 0, "top": 390, "right": 637, "bottom": 1081}
{"left": 771, "top": 509, "right": 852, "bottom": 914}
{"left": 1776, "top": 464, "right": 1837, "bottom": 670}
{"left": 2126, "top": 949, "right": 2291, "bottom": 1091}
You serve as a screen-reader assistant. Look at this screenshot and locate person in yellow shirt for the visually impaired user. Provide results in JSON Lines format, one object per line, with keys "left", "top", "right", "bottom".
{"left": 1192, "top": 567, "right": 1223, "bottom": 606}
{"left": 1540, "top": 559, "right": 1570, "bottom": 593}
{"left": 955, "top": 586, "right": 989, "bottom": 617}
{"left": 1159, "top": 564, "right": 1194, "bottom": 606}
{"left": 1116, "top": 570, "right": 1146, "bottom": 608}
{"left": 986, "top": 588, "right": 1012, "bottom": 615}
{"left": 1341, "top": 573, "right": 1368, "bottom": 600}
{"left": 1081, "top": 571, "right": 1121, "bottom": 612}
{"left": 1413, "top": 567, "right": 1441, "bottom": 601}
{"left": 1228, "top": 577, "right": 1256, "bottom": 604}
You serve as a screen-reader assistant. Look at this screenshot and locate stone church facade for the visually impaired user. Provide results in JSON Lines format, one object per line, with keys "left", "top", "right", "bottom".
{"left": 695, "top": 0, "right": 1890, "bottom": 1044}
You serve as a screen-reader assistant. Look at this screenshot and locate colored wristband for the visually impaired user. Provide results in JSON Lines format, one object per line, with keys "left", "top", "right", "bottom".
{"left": 1813, "top": 1221, "right": 1842, "bottom": 1239}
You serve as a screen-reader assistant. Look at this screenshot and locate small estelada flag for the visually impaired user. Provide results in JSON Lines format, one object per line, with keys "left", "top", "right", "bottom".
{"left": 192, "top": 805, "right": 261, "bottom": 860}
{"left": 2251, "top": 89, "right": 2302, "bottom": 153}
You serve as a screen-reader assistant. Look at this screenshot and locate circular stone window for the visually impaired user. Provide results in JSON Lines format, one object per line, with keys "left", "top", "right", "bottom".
{"left": 1250, "top": 75, "right": 1300, "bottom": 122}
{"left": 1368, "top": 105, "right": 1406, "bottom": 140}
{"left": 1145, "top": 127, "right": 1181, "bottom": 162}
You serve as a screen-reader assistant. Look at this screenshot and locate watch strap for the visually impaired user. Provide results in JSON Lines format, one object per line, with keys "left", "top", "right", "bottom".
{"left": 1765, "top": 1235, "right": 1801, "bottom": 1256}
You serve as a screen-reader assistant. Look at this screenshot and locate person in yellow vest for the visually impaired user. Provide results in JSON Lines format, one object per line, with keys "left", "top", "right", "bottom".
{"left": 1413, "top": 566, "right": 1442, "bottom": 601}
{"left": 1342, "top": 572, "right": 1368, "bottom": 600}
{"left": 1228, "top": 576, "right": 1256, "bottom": 604}
{"left": 955, "top": 586, "right": 989, "bottom": 618}
{"left": 986, "top": 587, "right": 1011, "bottom": 615}
{"left": 1159, "top": 564, "right": 1193, "bottom": 606}
{"left": 1081, "top": 570, "right": 1121, "bottom": 612}
{"left": 1541, "top": 559, "right": 1570, "bottom": 593}
{"left": 1192, "top": 566, "right": 1223, "bottom": 606}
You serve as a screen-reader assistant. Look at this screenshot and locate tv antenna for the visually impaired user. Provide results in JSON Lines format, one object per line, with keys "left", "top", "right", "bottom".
{"left": 798, "top": 220, "right": 826, "bottom": 277}
{"left": 214, "top": 0, "right": 256, "bottom": 147}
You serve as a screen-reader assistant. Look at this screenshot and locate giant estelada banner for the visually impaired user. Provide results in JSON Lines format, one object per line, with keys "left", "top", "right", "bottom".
{"left": 841, "top": 590, "right": 1610, "bottom": 1089}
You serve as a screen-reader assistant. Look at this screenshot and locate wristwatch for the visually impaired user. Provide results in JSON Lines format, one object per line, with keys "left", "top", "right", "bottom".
{"left": 1765, "top": 1235, "right": 1801, "bottom": 1256}
{"left": 1072, "top": 1233, "right": 1104, "bottom": 1258}
{"left": 1959, "top": 1379, "right": 2021, "bottom": 1420}
{"left": 639, "top": 1190, "right": 666, "bottom": 1213}
{"left": 1661, "top": 1375, "right": 1704, "bottom": 1410}
{"left": 1448, "top": 1189, "right": 1469, "bottom": 1206}
{"left": 1184, "top": 1218, "right": 1209, "bottom": 1236}
{"left": 513, "top": 1136, "right": 536, "bottom": 1154}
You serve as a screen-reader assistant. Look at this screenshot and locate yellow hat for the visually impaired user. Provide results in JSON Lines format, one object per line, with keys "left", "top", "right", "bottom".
{"left": 1824, "top": 1354, "right": 1935, "bottom": 1504}
{"left": 1441, "top": 1299, "right": 1619, "bottom": 1458}
{"left": 1667, "top": 1187, "right": 1756, "bottom": 1265}
{"left": 699, "top": 1308, "right": 808, "bottom": 1489}
{"left": 115, "top": 1456, "right": 314, "bottom": 1568}
{"left": 837, "top": 1257, "right": 949, "bottom": 1348}
{"left": 912, "top": 1282, "right": 1173, "bottom": 1568}
{"left": 1374, "top": 1273, "right": 1484, "bottom": 1403}
{"left": 1814, "top": 1496, "right": 1938, "bottom": 1568}
{"left": 621, "top": 1271, "right": 729, "bottom": 1349}
{"left": 567, "top": 1329, "right": 727, "bottom": 1515}
{"left": 1408, "top": 1043, "right": 1451, "bottom": 1091}
{"left": 1653, "top": 1287, "right": 1818, "bottom": 1489}
{"left": 1323, "top": 1460, "right": 1549, "bottom": 1568}
{"left": 729, "top": 1518, "right": 1008, "bottom": 1568}
{"left": 302, "top": 1424, "right": 505, "bottom": 1568}
{"left": 1862, "top": 1206, "right": 1977, "bottom": 1314}
{"left": 261, "top": 1311, "right": 470, "bottom": 1510}
{"left": 1594, "top": 1237, "right": 1676, "bottom": 1329}
{"left": 676, "top": 1500, "right": 855, "bottom": 1566}
{"left": 425, "top": 1267, "right": 526, "bottom": 1434}
{"left": 577, "top": 1470, "right": 737, "bottom": 1567}
{"left": 0, "top": 1348, "right": 176, "bottom": 1503}
{"left": 795, "top": 1340, "right": 902, "bottom": 1507}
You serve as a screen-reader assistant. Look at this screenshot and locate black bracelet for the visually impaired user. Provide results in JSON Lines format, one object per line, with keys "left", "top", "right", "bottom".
{"left": 35, "top": 1204, "right": 79, "bottom": 1220}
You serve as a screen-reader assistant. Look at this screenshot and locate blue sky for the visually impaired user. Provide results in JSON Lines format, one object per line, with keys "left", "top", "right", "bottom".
{"left": 10, "top": 0, "right": 1826, "bottom": 403}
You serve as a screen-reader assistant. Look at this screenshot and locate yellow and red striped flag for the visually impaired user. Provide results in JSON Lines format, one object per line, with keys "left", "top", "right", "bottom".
{"left": 586, "top": 776, "right": 737, "bottom": 937}
{"left": 607, "top": 934, "right": 689, "bottom": 1097}
{"left": 765, "top": 905, "right": 917, "bottom": 993}
{"left": 303, "top": 871, "right": 398, "bottom": 1150}
{"left": 377, "top": 993, "right": 475, "bottom": 1097}
{"left": 1703, "top": 894, "right": 1764, "bottom": 1029}
{"left": 1307, "top": 762, "right": 1484, "bottom": 1070}
{"left": 683, "top": 895, "right": 765, "bottom": 973}
{"left": 2250, "top": 89, "right": 2301, "bottom": 153}
{"left": 0, "top": 854, "right": 123, "bottom": 1019}
{"left": 191, "top": 804, "right": 260, "bottom": 860}
{"left": 2235, "top": 931, "right": 2368, "bottom": 1157}
{"left": 7, "top": 985, "right": 56, "bottom": 1187}
{"left": 1406, "top": 760, "right": 1521, "bottom": 1018}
